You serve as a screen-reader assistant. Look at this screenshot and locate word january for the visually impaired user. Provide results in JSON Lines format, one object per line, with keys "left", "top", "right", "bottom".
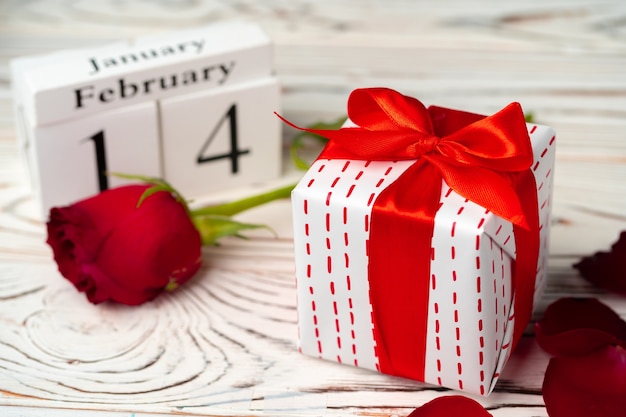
{"left": 74, "top": 61, "right": 236, "bottom": 109}
{"left": 87, "top": 40, "right": 206, "bottom": 75}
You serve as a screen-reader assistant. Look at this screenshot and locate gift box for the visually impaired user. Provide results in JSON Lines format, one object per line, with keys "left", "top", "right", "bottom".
{"left": 289, "top": 88, "right": 555, "bottom": 396}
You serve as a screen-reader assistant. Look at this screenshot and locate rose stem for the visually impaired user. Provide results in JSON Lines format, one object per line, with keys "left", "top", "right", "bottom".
{"left": 189, "top": 182, "right": 297, "bottom": 217}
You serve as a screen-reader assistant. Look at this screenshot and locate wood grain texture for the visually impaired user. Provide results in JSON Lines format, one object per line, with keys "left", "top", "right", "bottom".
{"left": 1, "top": 0, "right": 625, "bottom": 416}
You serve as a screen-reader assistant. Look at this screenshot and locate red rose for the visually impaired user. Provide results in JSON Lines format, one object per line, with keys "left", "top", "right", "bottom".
{"left": 46, "top": 184, "right": 202, "bottom": 305}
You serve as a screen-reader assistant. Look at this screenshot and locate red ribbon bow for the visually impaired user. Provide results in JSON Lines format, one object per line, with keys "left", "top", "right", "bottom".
{"left": 280, "top": 88, "right": 540, "bottom": 382}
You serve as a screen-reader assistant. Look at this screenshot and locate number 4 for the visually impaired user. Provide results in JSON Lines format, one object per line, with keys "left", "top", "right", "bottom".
{"left": 84, "top": 104, "right": 249, "bottom": 194}
{"left": 196, "top": 104, "right": 250, "bottom": 173}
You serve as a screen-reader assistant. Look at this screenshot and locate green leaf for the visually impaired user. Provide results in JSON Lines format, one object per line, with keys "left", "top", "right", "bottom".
{"left": 136, "top": 185, "right": 172, "bottom": 208}
{"left": 289, "top": 115, "right": 347, "bottom": 170}
{"left": 165, "top": 278, "right": 179, "bottom": 292}
{"left": 108, "top": 172, "right": 167, "bottom": 186}
{"left": 192, "top": 215, "right": 275, "bottom": 246}
{"left": 108, "top": 172, "right": 190, "bottom": 211}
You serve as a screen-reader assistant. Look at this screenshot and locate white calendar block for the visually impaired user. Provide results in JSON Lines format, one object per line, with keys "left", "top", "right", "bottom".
{"left": 11, "top": 42, "right": 129, "bottom": 189}
{"left": 16, "top": 21, "right": 273, "bottom": 127}
{"left": 32, "top": 102, "right": 161, "bottom": 215}
{"left": 11, "top": 21, "right": 282, "bottom": 219}
{"left": 159, "top": 77, "right": 281, "bottom": 198}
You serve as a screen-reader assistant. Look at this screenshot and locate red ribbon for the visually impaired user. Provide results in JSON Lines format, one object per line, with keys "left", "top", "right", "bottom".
{"left": 279, "top": 88, "right": 540, "bottom": 381}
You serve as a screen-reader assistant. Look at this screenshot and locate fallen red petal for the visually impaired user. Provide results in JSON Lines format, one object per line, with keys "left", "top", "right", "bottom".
{"left": 543, "top": 344, "right": 626, "bottom": 417}
{"left": 535, "top": 297, "right": 626, "bottom": 357}
{"left": 574, "top": 231, "right": 626, "bottom": 295}
{"left": 407, "top": 395, "right": 493, "bottom": 417}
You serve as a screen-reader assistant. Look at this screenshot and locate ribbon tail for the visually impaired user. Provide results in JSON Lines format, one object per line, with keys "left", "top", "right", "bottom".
{"left": 274, "top": 112, "right": 354, "bottom": 142}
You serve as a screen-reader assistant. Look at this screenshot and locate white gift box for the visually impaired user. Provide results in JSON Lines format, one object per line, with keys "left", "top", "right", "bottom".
{"left": 291, "top": 114, "right": 555, "bottom": 396}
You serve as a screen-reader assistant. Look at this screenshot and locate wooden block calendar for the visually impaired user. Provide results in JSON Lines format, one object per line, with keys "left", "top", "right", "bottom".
{"left": 11, "top": 21, "right": 282, "bottom": 218}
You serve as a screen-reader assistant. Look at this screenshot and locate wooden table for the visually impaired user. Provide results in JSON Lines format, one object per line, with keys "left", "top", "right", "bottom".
{"left": 1, "top": 1, "right": 625, "bottom": 416}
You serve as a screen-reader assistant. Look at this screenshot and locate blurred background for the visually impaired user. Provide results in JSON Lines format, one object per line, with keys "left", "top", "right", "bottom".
{"left": 1, "top": 1, "right": 625, "bottom": 246}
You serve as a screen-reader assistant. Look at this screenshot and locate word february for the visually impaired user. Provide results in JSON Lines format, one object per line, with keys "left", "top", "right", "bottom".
{"left": 74, "top": 61, "right": 235, "bottom": 109}
{"left": 87, "top": 40, "right": 206, "bottom": 75}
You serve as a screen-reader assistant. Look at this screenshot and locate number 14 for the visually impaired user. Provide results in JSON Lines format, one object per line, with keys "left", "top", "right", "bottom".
{"left": 85, "top": 104, "right": 249, "bottom": 192}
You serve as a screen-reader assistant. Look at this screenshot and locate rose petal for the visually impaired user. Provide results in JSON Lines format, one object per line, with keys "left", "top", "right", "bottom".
{"left": 574, "top": 231, "right": 626, "bottom": 295}
{"left": 407, "top": 395, "right": 493, "bottom": 417}
{"left": 543, "top": 345, "right": 626, "bottom": 417}
{"left": 535, "top": 297, "right": 626, "bottom": 357}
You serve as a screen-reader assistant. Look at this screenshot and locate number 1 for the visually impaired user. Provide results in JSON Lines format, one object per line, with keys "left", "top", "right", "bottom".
{"left": 85, "top": 130, "right": 108, "bottom": 191}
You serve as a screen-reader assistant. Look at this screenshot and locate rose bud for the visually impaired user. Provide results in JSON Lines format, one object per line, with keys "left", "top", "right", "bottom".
{"left": 46, "top": 184, "right": 202, "bottom": 305}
